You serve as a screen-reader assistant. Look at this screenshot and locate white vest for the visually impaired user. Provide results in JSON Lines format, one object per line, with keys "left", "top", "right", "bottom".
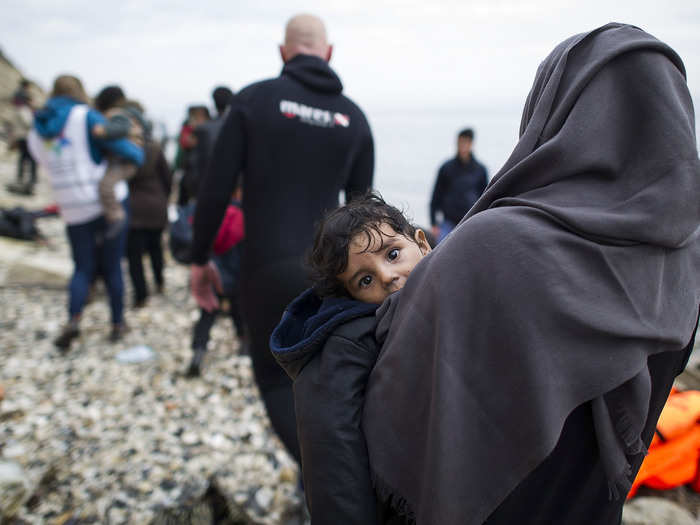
{"left": 28, "top": 104, "right": 127, "bottom": 225}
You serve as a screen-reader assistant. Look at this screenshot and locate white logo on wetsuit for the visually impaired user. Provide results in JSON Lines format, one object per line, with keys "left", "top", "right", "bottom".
{"left": 280, "top": 100, "right": 350, "bottom": 128}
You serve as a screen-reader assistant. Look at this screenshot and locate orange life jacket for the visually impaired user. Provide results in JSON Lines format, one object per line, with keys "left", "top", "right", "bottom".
{"left": 627, "top": 389, "right": 700, "bottom": 498}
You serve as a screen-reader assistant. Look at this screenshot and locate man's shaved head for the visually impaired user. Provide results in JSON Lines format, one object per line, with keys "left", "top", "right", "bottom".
{"left": 280, "top": 14, "right": 332, "bottom": 63}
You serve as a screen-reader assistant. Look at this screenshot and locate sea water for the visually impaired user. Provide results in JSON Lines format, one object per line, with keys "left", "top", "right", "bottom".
{"left": 367, "top": 103, "right": 523, "bottom": 228}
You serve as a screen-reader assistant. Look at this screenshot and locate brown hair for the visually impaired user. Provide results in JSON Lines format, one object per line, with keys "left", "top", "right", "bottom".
{"left": 51, "top": 75, "right": 89, "bottom": 104}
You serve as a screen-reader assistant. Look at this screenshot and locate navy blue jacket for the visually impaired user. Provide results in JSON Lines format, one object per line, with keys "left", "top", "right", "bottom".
{"left": 430, "top": 155, "right": 488, "bottom": 225}
{"left": 271, "top": 289, "right": 381, "bottom": 524}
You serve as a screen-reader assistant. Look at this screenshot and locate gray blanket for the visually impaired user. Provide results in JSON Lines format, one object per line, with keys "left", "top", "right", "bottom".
{"left": 363, "top": 23, "right": 700, "bottom": 525}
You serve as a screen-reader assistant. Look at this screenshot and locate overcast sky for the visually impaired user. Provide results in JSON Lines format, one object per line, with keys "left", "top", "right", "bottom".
{"left": 2, "top": 0, "right": 699, "bottom": 136}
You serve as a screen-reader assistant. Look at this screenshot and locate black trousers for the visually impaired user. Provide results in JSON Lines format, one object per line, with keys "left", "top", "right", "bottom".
{"left": 16, "top": 139, "right": 37, "bottom": 186}
{"left": 192, "top": 297, "right": 245, "bottom": 350}
{"left": 126, "top": 227, "right": 164, "bottom": 303}
{"left": 241, "top": 259, "right": 308, "bottom": 464}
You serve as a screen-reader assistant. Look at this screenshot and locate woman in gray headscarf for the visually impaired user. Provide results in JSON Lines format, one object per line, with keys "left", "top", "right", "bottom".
{"left": 363, "top": 23, "right": 700, "bottom": 524}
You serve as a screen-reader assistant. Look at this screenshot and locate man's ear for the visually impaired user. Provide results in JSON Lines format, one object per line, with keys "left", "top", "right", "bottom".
{"left": 325, "top": 44, "right": 333, "bottom": 62}
{"left": 414, "top": 229, "right": 432, "bottom": 254}
{"left": 279, "top": 45, "right": 288, "bottom": 63}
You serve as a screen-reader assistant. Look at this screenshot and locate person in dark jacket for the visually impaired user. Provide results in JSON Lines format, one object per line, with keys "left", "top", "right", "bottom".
{"left": 271, "top": 194, "right": 430, "bottom": 524}
{"left": 126, "top": 136, "right": 172, "bottom": 307}
{"left": 193, "top": 86, "right": 234, "bottom": 193}
{"left": 190, "top": 13, "right": 374, "bottom": 463}
{"left": 429, "top": 128, "right": 488, "bottom": 243}
{"left": 186, "top": 87, "right": 245, "bottom": 377}
{"left": 176, "top": 105, "right": 210, "bottom": 206}
{"left": 187, "top": 189, "right": 246, "bottom": 377}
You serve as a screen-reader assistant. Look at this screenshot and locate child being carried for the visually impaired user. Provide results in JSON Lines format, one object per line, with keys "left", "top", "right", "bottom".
{"left": 271, "top": 192, "right": 431, "bottom": 524}
{"left": 93, "top": 86, "right": 149, "bottom": 238}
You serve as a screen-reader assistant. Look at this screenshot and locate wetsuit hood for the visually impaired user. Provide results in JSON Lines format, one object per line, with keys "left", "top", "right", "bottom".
{"left": 34, "top": 96, "right": 80, "bottom": 138}
{"left": 281, "top": 54, "right": 343, "bottom": 94}
{"left": 270, "top": 288, "right": 377, "bottom": 379}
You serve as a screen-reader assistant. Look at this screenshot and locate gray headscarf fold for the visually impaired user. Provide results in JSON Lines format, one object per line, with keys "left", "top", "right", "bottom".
{"left": 363, "top": 23, "right": 700, "bottom": 524}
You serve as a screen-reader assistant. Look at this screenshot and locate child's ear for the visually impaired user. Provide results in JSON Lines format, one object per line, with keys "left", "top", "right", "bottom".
{"left": 414, "top": 229, "right": 432, "bottom": 255}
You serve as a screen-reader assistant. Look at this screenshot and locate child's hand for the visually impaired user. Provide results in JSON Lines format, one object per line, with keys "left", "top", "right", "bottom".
{"left": 92, "top": 124, "right": 106, "bottom": 137}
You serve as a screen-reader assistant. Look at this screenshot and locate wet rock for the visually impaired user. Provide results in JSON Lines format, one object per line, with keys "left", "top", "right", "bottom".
{"left": 1, "top": 250, "right": 72, "bottom": 288}
{"left": 0, "top": 160, "right": 302, "bottom": 523}
{"left": 622, "top": 497, "right": 697, "bottom": 525}
{"left": 0, "top": 460, "right": 31, "bottom": 519}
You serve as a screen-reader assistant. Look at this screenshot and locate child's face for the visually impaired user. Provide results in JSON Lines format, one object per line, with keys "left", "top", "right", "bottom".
{"left": 337, "top": 223, "right": 431, "bottom": 304}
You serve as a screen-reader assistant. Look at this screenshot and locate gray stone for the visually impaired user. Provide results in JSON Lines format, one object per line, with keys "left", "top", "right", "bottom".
{"left": 622, "top": 497, "right": 698, "bottom": 525}
{"left": 0, "top": 460, "right": 31, "bottom": 519}
{"left": 0, "top": 243, "right": 72, "bottom": 288}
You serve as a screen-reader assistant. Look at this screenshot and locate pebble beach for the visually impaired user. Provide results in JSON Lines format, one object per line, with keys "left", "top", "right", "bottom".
{"left": 0, "top": 155, "right": 303, "bottom": 524}
{"left": 1, "top": 152, "right": 699, "bottom": 524}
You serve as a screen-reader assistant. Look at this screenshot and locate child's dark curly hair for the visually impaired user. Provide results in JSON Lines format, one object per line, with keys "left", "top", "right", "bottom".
{"left": 308, "top": 192, "right": 417, "bottom": 297}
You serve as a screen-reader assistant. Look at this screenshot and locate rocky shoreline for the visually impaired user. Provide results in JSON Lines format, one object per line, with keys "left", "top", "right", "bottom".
{"left": 0, "top": 157, "right": 303, "bottom": 524}
{"left": 0, "top": 152, "right": 699, "bottom": 524}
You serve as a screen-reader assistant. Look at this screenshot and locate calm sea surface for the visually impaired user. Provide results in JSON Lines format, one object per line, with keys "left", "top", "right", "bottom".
{"left": 367, "top": 105, "right": 522, "bottom": 227}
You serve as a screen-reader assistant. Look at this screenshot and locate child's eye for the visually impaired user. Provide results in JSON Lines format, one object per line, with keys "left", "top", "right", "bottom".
{"left": 359, "top": 275, "right": 373, "bottom": 288}
{"left": 387, "top": 248, "right": 399, "bottom": 261}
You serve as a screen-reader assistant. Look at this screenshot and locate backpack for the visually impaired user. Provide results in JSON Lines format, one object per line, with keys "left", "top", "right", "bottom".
{"left": 168, "top": 203, "right": 195, "bottom": 264}
{"left": 0, "top": 206, "right": 41, "bottom": 241}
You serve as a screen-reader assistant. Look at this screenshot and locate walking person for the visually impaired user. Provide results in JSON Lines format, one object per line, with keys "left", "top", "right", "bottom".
{"left": 187, "top": 187, "right": 246, "bottom": 377}
{"left": 126, "top": 127, "right": 172, "bottom": 307}
{"left": 7, "top": 79, "right": 37, "bottom": 195}
{"left": 189, "top": 13, "right": 374, "bottom": 463}
{"left": 92, "top": 86, "right": 148, "bottom": 238}
{"left": 27, "top": 75, "right": 143, "bottom": 350}
{"left": 192, "top": 86, "right": 234, "bottom": 197}
{"left": 175, "top": 105, "right": 210, "bottom": 206}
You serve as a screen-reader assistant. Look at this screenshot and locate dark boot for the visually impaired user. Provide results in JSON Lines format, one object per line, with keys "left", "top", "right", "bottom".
{"left": 109, "top": 322, "right": 129, "bottom": 343}
{"left": 133, "top": 296, "right": 148, "bottom": 309}
{"left": 186, "top": 347, "right": 207, "bottom": 377}
{"left": 54, "top": 321, "right": 80, "bottom": 351}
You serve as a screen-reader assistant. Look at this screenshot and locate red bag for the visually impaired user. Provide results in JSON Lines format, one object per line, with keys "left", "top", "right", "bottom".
{"left": 212, "top": 204, "right": 244, "bottom": 255}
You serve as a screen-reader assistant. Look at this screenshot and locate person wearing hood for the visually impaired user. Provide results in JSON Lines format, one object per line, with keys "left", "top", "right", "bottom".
{"left": 27, "top": 75, "right": 144, "bottom": 351}
{"left": 191, "top": 86, "right": 234, "bottom": 200}
{"left": 189, "top": 13, "right": 374, "bottom": 463}
{"left": 362, "top": 24, "right": 700, "bottom": 525}
{"left": 271, "top": 193, "right": 430, "bottom": 523}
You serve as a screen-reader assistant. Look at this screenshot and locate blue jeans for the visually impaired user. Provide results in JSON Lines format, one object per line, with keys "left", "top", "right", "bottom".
{"left": 66, "top": 205, "right": 128, "bottom": 324}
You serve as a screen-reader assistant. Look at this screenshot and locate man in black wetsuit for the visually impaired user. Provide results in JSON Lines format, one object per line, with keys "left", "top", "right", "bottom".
{"left": 189, "top": 13, "right": 374, "bottom": 463}
{"left": 430, "top": 128, "right": 488, "bottom": 243}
